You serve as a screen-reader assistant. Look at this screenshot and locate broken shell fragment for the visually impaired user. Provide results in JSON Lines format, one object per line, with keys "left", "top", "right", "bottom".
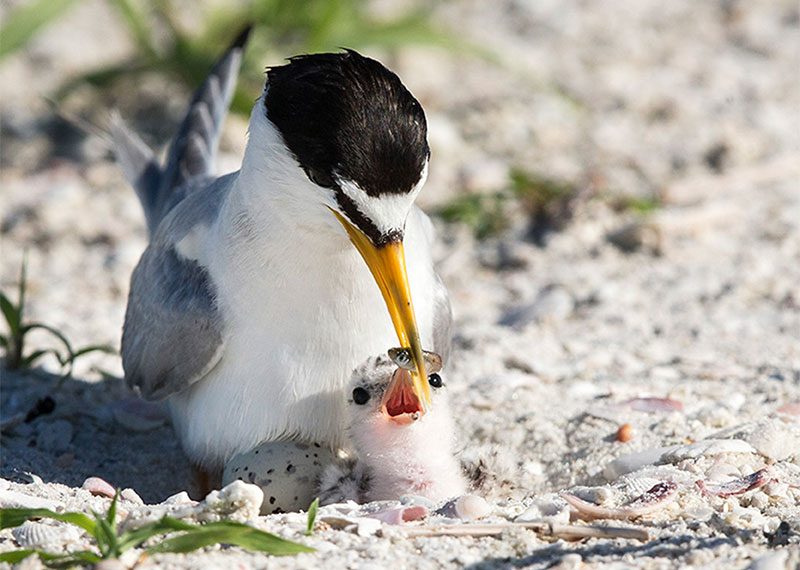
{"left": 364, "top": 505, "right": 428, "bottom": 524}
{"left": 561, "top": 481, "right": 679, "bottom": 520}
{"left": 697, "top": 468, "right": 772, "bottom": 498}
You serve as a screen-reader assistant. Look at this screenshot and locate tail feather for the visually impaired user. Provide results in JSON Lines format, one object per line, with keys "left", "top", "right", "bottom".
{"left": 112, "top": 25, "right": 252, "bottom": 236}
{"left": 159, "top": 25, "right": 251, "bottom": 205}
{"left": 110, "top": 112, "right": 162, "bottom": 236}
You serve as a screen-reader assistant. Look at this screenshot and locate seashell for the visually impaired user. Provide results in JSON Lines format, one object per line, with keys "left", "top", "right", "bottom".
{"left": 621, "top": 397, "right": 683, "bottom": 413}
{"left": 400, "top": 495, "right": 437, "bottom": 509}
{"left": 0, "top": 489, "right": 62, "bottom": 510}
{"left": 515, "top": 495, "right": 570, "bottom": 525}
{"left": 618, "top": 476, "right": 664, "bottom": 498}
{"left": 705, "top": 461, "right": 741, "bottom": 483}
{"left": 603, "top": 446, "right": 677, "bottom": 480}
{"left": 561, "top": 482, "right": 678, "bottom": 520}
{"left": 82, "top": 476, "right": 116, "bottom": 498}
{"left": 776, "top": 402, "right": 800, "bottom": 415}
{"left": 453, "top": 494, "right": 490, "bottom": 520}
{"left": 697, "top": 468, "right": 772, "bottom": 498}
{"left": 436, "top": 494, "right": 491, "bottom": 521}
{"left": 12, "top": 521, "right": 81, "bottom": 548}
{"left": 364, "top": 505, "right": 428, "bottom": 524}
{"left": 660, "top": 439, "right": 756, "bottom": 463}
{"left": 319, "top": 515, "right": 382, "bottom": 536}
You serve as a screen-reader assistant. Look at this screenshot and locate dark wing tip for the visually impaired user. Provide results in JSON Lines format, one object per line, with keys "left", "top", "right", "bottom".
{"left": 232, "top": 23, "right": 253, "bottom": 51}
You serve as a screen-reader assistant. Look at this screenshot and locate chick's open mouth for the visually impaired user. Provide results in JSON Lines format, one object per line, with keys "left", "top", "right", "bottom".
{"left": 381, "top": 368, "right": 424, "bottom": 425}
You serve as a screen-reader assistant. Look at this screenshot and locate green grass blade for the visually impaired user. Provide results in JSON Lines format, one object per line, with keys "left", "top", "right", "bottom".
{"left": 0, "top": 0, "right": 80, "bottom": 60}
{"left": 305, "top": 498, "right": 319, "bottom": 535}
{"left": 0, "top": 508, "right": 97, "bottom": 535}
{"left": 0, "top": 549, "right": 37, "bottom": 563}
{"left": 0, "top": 333, "right": 8, "bottom": 349}
{"left": 94, "top": 513, "right": 118, "bottom": 558}
{"left": 19, "top": 348, "right": 54, "bottom": 368}
{"left": 23, "top": 323, "right": 74, "bottom": 359}
{"left": 106, "top": 0, "right": 157, "bottom": 58}
{"left": 107, "top": 491, "right": 119, "bottom": 527}
{"left": 146, "top": 520, "right": 314, "bottom": 555}
{"left": 117, "top": 516, "right": 198, "bottom": 552}
{"left": 72, "top": 344, "right": 116, "bottom": 358}
{"left": 0, "top": 548, "right": 101, "bottom": 566}
{"left": 0, "top": 291, "right": 20, "bottom": 337}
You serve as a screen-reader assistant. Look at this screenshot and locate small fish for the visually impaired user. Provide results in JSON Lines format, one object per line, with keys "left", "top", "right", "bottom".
{"left": 388, "top": 348, "right": 443, "bottom": 373}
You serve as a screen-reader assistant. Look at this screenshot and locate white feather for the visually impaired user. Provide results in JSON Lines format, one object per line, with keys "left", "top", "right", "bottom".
{"left": 167, "top": 98, "right": 439, "bottom": 468}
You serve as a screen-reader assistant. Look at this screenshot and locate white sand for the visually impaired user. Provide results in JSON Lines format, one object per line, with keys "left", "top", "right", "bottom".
{"left": 1, "top": 0, "right": 798, "bottom": 567}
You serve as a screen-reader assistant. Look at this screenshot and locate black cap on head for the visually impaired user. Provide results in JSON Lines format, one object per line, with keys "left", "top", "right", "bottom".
{"left": 265, "top": 50, "right": 429, "bottom": 198}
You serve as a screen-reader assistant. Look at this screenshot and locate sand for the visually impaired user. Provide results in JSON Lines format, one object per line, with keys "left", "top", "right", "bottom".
{"left": 1, "top": 0, "right": 799, "bottom": 567}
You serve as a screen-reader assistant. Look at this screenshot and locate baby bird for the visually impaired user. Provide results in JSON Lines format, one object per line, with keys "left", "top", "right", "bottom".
{"left": 318, "top": 355, "right": 467, "bottom": 504}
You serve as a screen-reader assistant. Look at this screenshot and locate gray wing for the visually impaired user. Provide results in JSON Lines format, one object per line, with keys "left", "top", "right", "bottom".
{"left": 122, "top": 244, "right": 223, "bottom": 400}
{"left": 121, "top": 174, "right": 233, "bottom": 401}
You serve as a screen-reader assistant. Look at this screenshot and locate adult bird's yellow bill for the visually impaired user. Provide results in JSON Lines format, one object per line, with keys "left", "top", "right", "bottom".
{"left": 333, "top": 210, "right": 432, "bottom": 411}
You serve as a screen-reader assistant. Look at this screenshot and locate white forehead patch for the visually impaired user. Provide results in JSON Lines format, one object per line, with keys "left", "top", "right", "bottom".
{"left": 336, "top": 161, "right": 429, "bottom": 234}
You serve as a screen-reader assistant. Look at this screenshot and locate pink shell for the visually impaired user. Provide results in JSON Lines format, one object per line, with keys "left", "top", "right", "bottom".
{"left": 777, "top": 402, "right": 800, "bottom": 415}
{"left": 696, "top": 469, "right": 772, "bottom": 498}
{"left": 82, "top": 477, "right": 116, "bottom": 498}
{"left": 561, "top": 482, "right": 678, "bottom": 520}
{"left": 364, "top": 506, "right": 428, "bottom": 524}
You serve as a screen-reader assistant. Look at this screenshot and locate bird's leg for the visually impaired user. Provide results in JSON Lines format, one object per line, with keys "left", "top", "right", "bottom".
{"left": 190, "top": 463, "right": 222, "bottom": 500}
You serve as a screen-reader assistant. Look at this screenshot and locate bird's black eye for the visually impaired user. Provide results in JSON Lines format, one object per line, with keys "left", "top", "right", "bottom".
{"left": 428, "top": 373, "right": 443, "bottom": 388}
{"left": 303, "top": 167, "right": 335, "bottom": 188}
{"left": 352, "top": 387, "right": 370, "bottom": 405}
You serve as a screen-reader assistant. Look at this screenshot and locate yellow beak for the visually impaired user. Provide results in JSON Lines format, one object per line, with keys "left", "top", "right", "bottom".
{"left": 332, "top": 210, "right": 431, "bottom": 411}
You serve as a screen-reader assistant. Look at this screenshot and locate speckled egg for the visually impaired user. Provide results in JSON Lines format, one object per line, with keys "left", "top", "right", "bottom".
{"left": 222, "top": 441, "right": 336, "bottom": 514}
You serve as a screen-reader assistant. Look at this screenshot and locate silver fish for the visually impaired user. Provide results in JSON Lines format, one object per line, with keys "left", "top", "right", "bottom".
{"left": 388, "top": 348, "right": 442, "bottom": 374}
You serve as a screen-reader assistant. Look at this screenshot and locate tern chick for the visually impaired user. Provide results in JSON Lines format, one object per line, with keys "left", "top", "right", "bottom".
{"left": 318, "top": 356, "right": 466, "bottom": 504}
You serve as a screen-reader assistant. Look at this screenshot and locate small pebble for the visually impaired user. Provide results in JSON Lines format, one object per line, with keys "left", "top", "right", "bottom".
{"left": 163, "top": 491, "right": 194, "bottom": 505}
{"left": 121, "top": 488, "right": 144, "bottom": 505}
{"left": 82, "top": 477, "right": 116, "bottom": 498}
{"left": 616, "top": 424, "right": 633, "bottom": 442}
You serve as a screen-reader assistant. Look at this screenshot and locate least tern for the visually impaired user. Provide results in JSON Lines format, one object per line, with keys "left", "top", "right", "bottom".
{"left": 112, "top": 29, "right": 452, "bottom": 480}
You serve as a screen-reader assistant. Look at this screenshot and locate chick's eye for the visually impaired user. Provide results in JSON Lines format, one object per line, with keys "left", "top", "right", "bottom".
{"left": 352, "top": 387, "right": 370, "bottom": 405}
{"left": 428, "top": 373, "right": 443, "bottom": 388}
